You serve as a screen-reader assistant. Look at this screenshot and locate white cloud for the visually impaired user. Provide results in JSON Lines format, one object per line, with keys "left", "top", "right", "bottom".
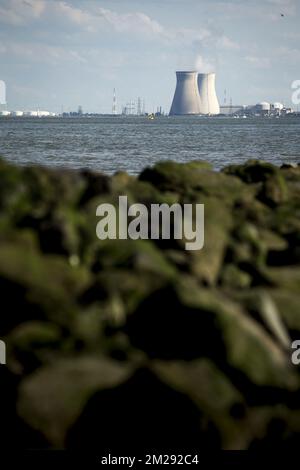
{"left": 0, "top": 0, "right": 45, "bottom": 25}
{"left": 217, "top": 35, "right": 240, "bottom": 50}
{"left": 0, "top": 40, "right": 88, "bottom": 65}
{"left": 0, "top": 0, "right": 241, "bottom": 71}
{"left": 0, "top": 37, "right": 131, "bottom": 70}
{"left": 0, "top": 43, "right": 7, "bottom": 53}
{"left": 96, "top": 8, "right": 166, "bottom": 36}
{"left": 11, "top": 83, "right": 45, "bottom": 99}
{"left": 194, "top": 55, "right": 216, "bottom": 73}
{"left": 0, "top": 1, "right": 241, "bottom": 81}
{"left": 275, "top": 46, "right": 300, "bottom": 61}
{"left": 53, "top": 1, "right": 97, "bottom": 32}
{"left": 245, "top": 55, "right": 271, "bottom": 69}
{"left": 172, "top": 27, "right": 212, "bottom": 45}
{"left": 51, "top": 2, "right": 237, "bottom": 51}
{"left": 266, "top": 0, "right": 295, "bottom": 6}
{"left": 51, "top": 3, "right": 169, "bottom": 38}
{"left": 282, "top": 31, "right": 300, "bottom": 40}
{"left": 215, "top": 0, "right": 296, "bottom": 21}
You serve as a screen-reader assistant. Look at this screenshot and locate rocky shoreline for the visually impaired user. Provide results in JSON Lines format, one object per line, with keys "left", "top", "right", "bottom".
{"left": 1, "top": 157, "right": 300, "bottom": 449}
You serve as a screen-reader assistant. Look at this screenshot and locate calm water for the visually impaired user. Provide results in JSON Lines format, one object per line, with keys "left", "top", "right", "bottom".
{"left": 0, "top": 116, "right": 299, "bottom": 174}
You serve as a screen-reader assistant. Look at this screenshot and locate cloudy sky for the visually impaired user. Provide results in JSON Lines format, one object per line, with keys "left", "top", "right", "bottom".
{"left": 0, "top": 0, "right": 299, "bottom": 113}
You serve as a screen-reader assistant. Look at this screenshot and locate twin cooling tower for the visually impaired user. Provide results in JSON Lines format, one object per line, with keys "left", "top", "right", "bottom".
{"left": 169, "top": 71, "right": 220, "bottom": 115}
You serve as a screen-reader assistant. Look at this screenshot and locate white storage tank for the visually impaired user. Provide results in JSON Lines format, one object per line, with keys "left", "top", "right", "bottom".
{"left": 12, "top": 110, "right": 24, "bottom": 116}
{"left": 273, "top": 102, "right": 284, "bottom": 110}
{"left": 257, "top": 102, "right": 271, "bottom": 112}
{"left": 38, "top": 110, "right": 50, "bottom": 117}
{"left": 24, "top": 111, "right": 38, "bottom": 117}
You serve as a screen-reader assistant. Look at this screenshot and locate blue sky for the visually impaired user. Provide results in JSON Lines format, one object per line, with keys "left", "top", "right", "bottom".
{"left": 0, "top": 0, "right": 299, "bottom": 113}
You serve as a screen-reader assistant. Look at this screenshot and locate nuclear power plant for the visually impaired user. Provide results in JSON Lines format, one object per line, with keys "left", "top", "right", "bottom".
{"left": 169, "top": 71, "right": 220, "bottom": 116}
{"left": 197, "top": 73, "right": 220, "bottom": 115}
{"left": 169, "top": 71, "right": 201, "bottom": 115}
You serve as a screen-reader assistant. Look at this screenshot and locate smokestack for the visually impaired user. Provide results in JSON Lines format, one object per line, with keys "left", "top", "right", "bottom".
{"left": 198, "top": 73, "right": 220, "bottom": 115}
{"left": 169, "top": 71, "right": 201, "bottom": 115}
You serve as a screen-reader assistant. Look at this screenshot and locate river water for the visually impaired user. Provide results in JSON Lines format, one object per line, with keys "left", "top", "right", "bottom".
{"left": 0, "top": 115, "right": 299, "bottom": 174}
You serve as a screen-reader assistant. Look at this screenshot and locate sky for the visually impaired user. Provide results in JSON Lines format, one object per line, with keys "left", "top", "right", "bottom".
{"left": 0, "top": 0, "right": 299, "bottom": 113}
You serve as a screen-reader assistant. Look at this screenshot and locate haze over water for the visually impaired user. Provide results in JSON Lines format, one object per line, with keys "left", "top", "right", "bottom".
{"left": 0, "top": 116, "right": 299, "bottom": 174}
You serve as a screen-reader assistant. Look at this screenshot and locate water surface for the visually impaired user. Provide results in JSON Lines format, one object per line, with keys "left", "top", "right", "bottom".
{"left": 0, "top": 116, "right": 299, "bottom": 174}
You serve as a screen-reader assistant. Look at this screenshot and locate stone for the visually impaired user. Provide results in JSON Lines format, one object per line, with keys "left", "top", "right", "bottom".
{"left": 6, "top": 321, "right": 63, "bottom": 374}
{"left": 125, "top": 276, "right": 297, "bottom": 390}
{"left": 17, "top": 357, "right": 132, "bottom": 447}
{"left": 1, "top": 156, "right": 300, "bottom": 449}
{"left": 223, "top": 160, "right": 279, "bottom": 184}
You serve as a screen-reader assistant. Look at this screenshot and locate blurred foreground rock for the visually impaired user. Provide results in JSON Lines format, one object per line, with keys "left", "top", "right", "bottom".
{"left": 1, "top": 158, "right": 300, "bottom": 449}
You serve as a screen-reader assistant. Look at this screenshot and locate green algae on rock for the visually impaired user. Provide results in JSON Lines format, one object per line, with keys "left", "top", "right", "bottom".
{"left": 1, "top": 157, "right": 300, "bottom": 450}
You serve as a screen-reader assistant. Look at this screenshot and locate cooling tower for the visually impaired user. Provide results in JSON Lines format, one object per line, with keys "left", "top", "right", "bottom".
{"left": 197, "top": 73, "right": 220, "bottom": 115}
{"left": 169, "top": 71, "right": 201, "bottom": 115}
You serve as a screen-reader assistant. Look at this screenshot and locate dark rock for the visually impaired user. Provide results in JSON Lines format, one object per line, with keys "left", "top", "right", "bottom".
{"left": 79, "top": 170, "right": 111, "bottom": 205}
{"left": 0, "top": 157, "right": 300, "bottom": 449}
{"left": 17, "top": 356, "right": 132, "bottom": 447}
{"left": 66, "top": 367, "right": 220, "bottom": 450}
{"left": 223, "top": 160, "right": 279, "bottom": 184}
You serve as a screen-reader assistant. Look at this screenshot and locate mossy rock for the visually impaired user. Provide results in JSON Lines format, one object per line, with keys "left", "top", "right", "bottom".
{"left": 224, "top": 289, "right": 290, "bottom": 349}
{"left": 140, "top": 160, "right": 247, "bottom": 206}
{"left": 0, "top": 236, "right": 90, "bottom": 331}
{"left": 151, "top": 359, "right": 251, "bottom": 449}
{"left": 91, "top": 238, "right": 177, "bottom": 279}
{"left": 268, "top": 290, "right": 300, "bottom": 337}
{"left": 258, "top": 173, "right": 289, "bottom": 208}
{"left": 220, "top": 264, "right": 252, "bottom": 289}
{"left": 6, "top": 321, "right": 64, "bottom": 374}
{"left": 81, "top": 268, "right": 169, "bottom": 317}
{"left": 1, "top": 157, "right": 300, "bottom": 448}
{"left": 223, "top": 160, "right": 279, "bottom": 184}
{"left": 266, "top": 267, "right": 300, "bottom": 291}
{"left": 188, "top": 196, "right": 232, "bottom": 285}
{"left": 125, "top": 276, "right": 297, "bottom": 391}
{"left": 17, "top": 356, "right": 133, "bottom": 447}
{"left": 78, "top": 169, "right": 111, "bottom": 205}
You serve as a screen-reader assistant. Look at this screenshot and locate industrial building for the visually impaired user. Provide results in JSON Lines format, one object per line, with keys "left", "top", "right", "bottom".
{"left": 168, "top": 70, "right": 295, "bottom": 118}
{"left": 219, "top": 101, "right": 293, "bottom": 117}
{"left": 169, "top": 71, "right": 220, "bottom": 115}
{"left": 220, "top": 105, "right": 245, "bottom": 115}
{"left": 0, "top": 110, "right": 57, "bottom": 117}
